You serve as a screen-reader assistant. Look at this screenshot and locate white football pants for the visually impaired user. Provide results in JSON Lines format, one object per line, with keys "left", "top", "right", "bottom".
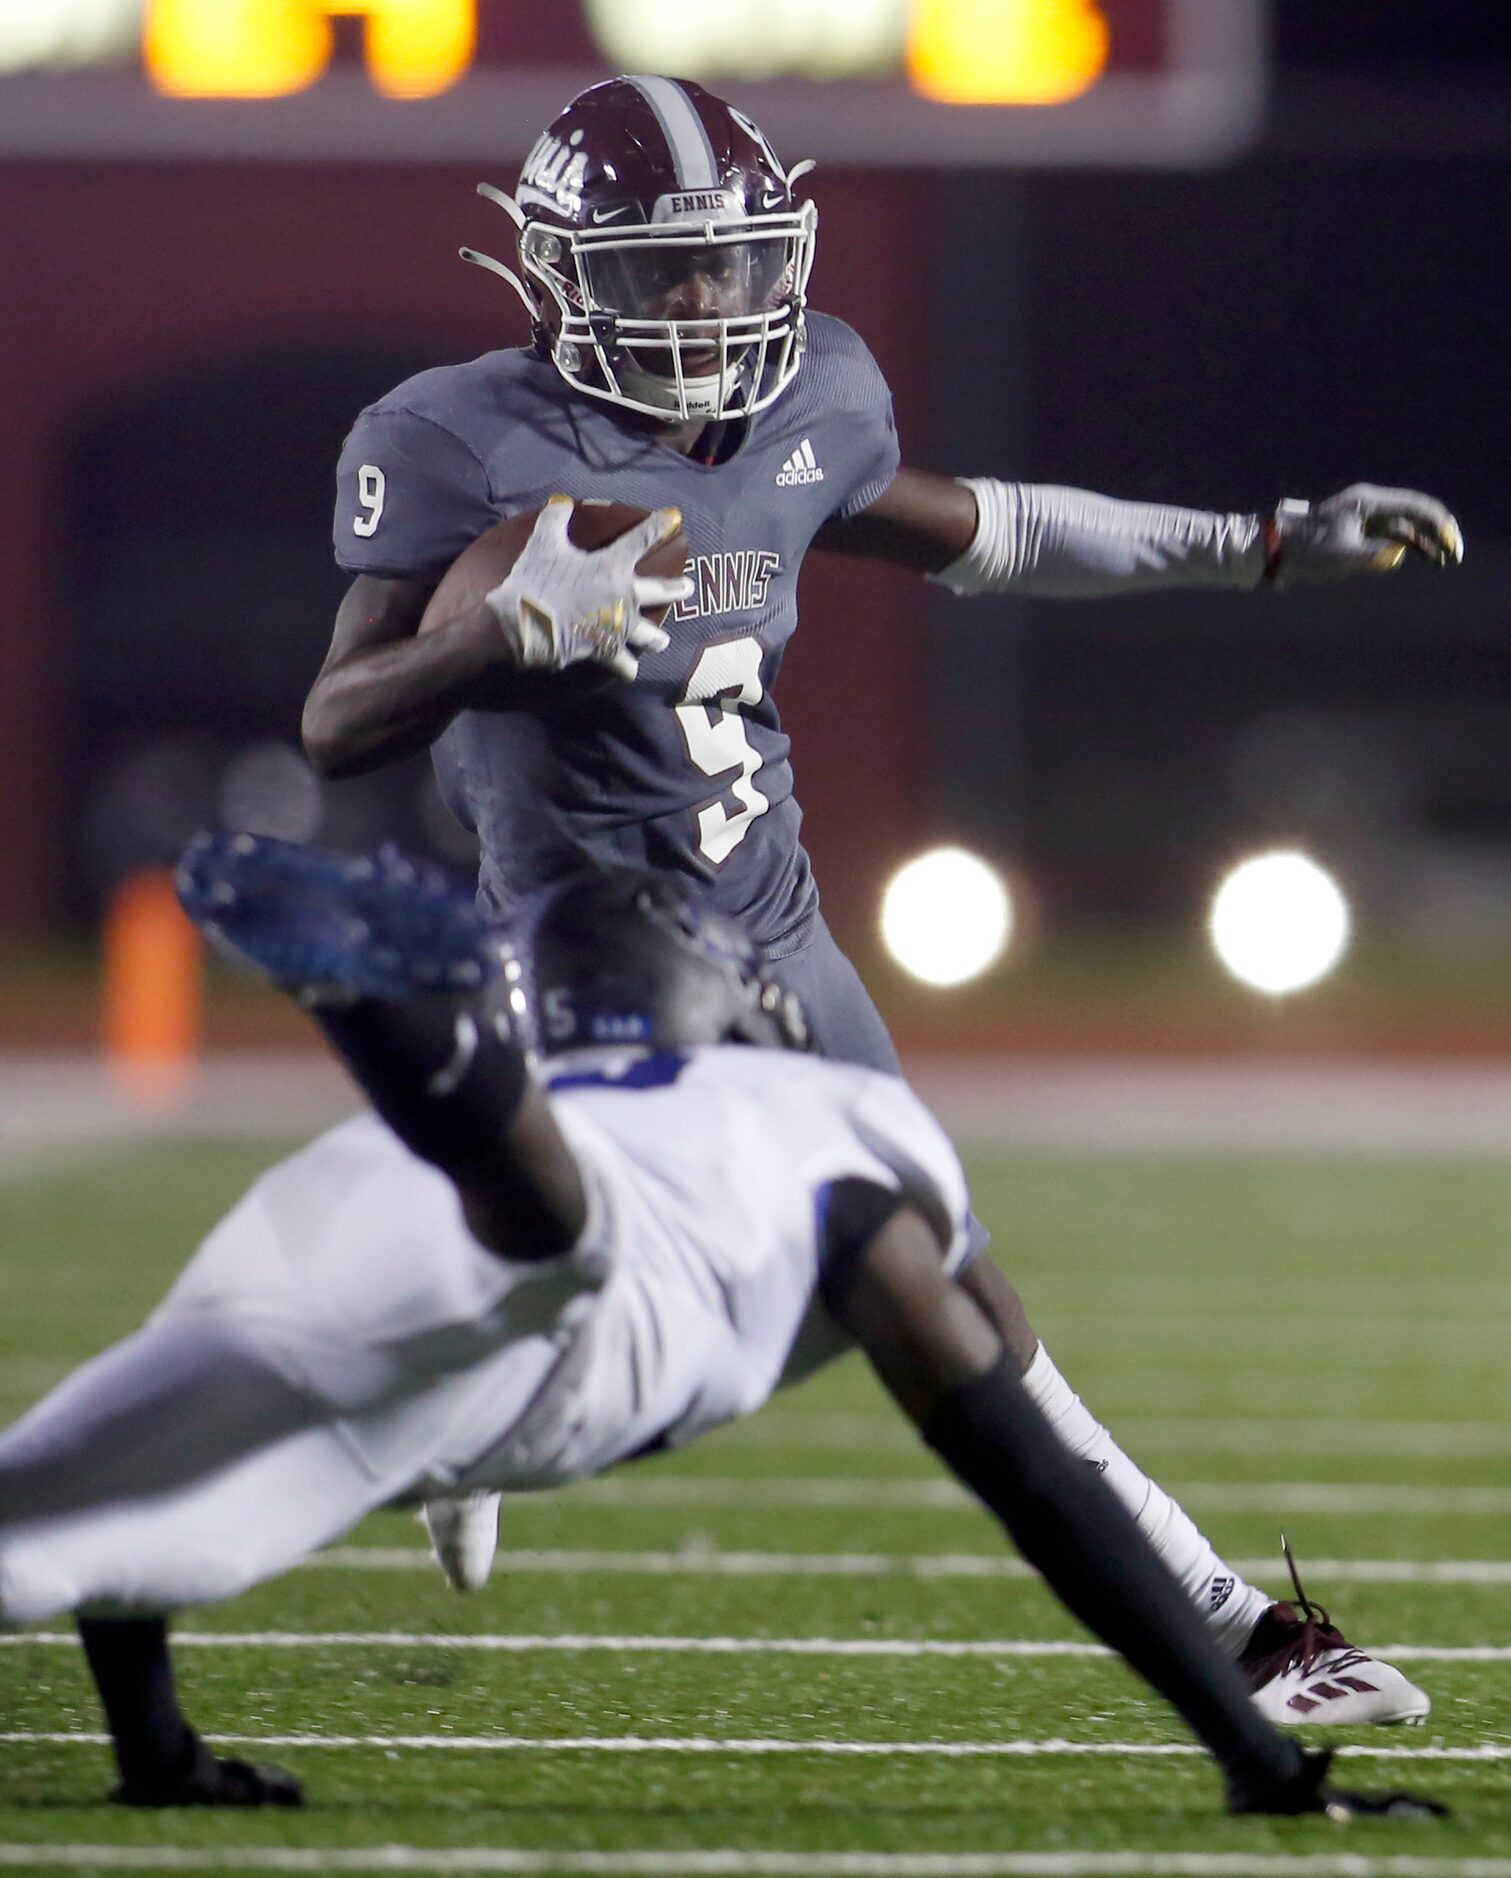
{"left": 0, "top": 1317, "right": 418, "bottom": 1626}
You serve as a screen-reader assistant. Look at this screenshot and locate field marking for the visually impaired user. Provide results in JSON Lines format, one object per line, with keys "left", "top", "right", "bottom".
{"left": 5, "top": 1855, "right": 1511, "bottom": 1878}
{"left": 5, "top": 1631, "right": 1507, "bottom": 1664}
{"left": 1179, "top": 1484, "right": 1511, "bottom": 1517}
{"left": 17, "top": 1049, "right": 1511, "bottom": 1156}
{"left": 3, "top": 1730, "right": 1506, "bottom": 1763}
{"left": 909, "top": 1054, "right": 1511, "bottom": 1154}
{"left": 5, "top": 1853, "right": 1511, "bottom": 1878}
{"left": 308, "top": 1548, "right": 1511, "bottom": 1585}
{"left": 6, "top": 1388, "right": 1509, "bottom": 1462}
{"left": 551, "top": 1478, "right": 1511, "bottom": 1518}
{"left": 9, "top": 1363, "right": 1511, "bottom": 1472}
{"left": 732, "top": 1415, "right": 1511, "bottom": 1460}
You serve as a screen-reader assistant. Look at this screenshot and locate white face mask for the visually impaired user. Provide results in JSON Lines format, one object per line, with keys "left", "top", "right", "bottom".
{"left": 541, "top": 208, "right": 818, "bottom": 424}
{"left": 462, "top": 191, "right": 819, "bottom": 426}
{"left": 606, "top": 354, "right": 742, "bottom": 425}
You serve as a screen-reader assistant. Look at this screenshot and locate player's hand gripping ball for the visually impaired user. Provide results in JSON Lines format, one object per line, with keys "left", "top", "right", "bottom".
{"left": 421, "top": 497, "right": 690, "bottom": 708}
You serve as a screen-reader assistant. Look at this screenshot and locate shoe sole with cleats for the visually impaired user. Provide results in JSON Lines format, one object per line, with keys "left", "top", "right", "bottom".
{"left": 176, "top": 832, "right": 500, "bottom": 1002}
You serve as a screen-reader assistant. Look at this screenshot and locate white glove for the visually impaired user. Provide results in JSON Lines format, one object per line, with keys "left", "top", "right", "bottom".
{"left": 485, "top": 495, "right": 691, "bottom": 681}
{"left": 1268, "top": 484, "right": 1463, "bottom": 585}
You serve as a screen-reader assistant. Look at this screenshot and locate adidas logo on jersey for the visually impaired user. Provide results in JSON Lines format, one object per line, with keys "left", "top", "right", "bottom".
{"left": 776, "top": 439, "right": 824, "bottom": 487}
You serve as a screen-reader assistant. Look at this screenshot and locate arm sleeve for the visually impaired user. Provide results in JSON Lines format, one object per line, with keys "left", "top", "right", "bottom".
{"left": 930, "top": 477, "right": 1266, "bottom": 598}
{"left": 334, "top": 405, "right": 497, "bottom": 582}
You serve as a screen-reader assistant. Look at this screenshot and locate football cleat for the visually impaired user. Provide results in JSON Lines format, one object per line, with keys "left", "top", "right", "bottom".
{"left": 421, "top": 1490, "right": 501, "bottom": 1593}
{"left": 1227, "top": 1745, "right": 1447, "bottom": 1820}
{"left": 111, "top": 1739, "right": 304, "bottom": 1809}
{"left": 176, "top": 833, "right": 504, "bottom": 1004}
{"left": 1241, "top": 1541, "right": 1430, "bottom": 1727}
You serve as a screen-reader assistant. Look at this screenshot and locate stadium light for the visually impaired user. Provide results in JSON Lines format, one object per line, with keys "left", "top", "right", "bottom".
{"left": 584, "top": 0, "right": 897, "bottom": 80}
{"left": 586, "top": 0, "right": 1111, "bottom": 96}
{"left": 880, "top": 846, "right": 1012, "bottom": 987}
{"left": 144, "top": 0, "right": 475, "bottom": 99}
{"left": 0, "top": 0, "right": 137, "bottom": 71}
{"left": 909, "top": 0, "right": 1111, "bottom": 105}
{"left": 1208, "top": 849, "right": 1351, "bottom": 996}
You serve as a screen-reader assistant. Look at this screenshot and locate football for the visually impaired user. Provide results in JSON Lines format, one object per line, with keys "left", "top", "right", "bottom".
{"left": 418, "top": 499, "right": 689, "bottom": 711}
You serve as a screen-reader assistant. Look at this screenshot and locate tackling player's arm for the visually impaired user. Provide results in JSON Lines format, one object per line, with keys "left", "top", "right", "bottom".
{"left": 176, "top": 834, "right": 588, "bottom": 1258}
{"left": 322, "top": 965, "right": 591, "bottom": 1259}
{"left": 814, "top": 465, "right": 1463, "bottom": 590}
{"left": 457, "top": 1074, "right": 588, "bottom": 1262}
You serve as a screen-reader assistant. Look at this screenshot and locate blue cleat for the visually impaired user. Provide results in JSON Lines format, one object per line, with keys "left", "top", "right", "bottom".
{"left": 175, "top": 833, "right": 503, "bottom": 1002}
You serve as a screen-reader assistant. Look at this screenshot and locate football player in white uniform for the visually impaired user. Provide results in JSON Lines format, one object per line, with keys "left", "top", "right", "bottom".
{"left": 0, "top": 835, "right": 1440, "bottom": 1822}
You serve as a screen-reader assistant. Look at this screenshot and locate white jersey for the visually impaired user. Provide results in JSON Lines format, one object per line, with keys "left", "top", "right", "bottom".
{"left": 156, "top": 1046, "right": 971, "bottom": 1500}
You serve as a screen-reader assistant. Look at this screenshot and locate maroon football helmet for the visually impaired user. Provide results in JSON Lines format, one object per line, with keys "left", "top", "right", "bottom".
{"left": 462, "top": 76, "right": 818, "bottom": 424}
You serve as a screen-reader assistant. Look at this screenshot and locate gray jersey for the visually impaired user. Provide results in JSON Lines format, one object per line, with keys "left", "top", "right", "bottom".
{"left": 333, "top": 314, "right": 898, "bottom": 954}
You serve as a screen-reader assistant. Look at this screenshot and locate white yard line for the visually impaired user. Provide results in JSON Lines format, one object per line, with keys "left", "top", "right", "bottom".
{"left": 907, "top": 1054, "right": 1511, "bottom": 1154}
{"left": 4, "top": 1852, "right": 1511, "bottom": 1878}
{"left": 548, "top": 1478, "right": 1511, "bottom": 1517}
{"left": 3, "top": 1632, "right": 1098, "bottom": 1656}
{"left": 0, "top": 1055, "right": 352, "bottom": 1164}
{"left": 1, "top": 1731, "right": 1505, "bottom": 1763}
{"left": 1172, "top": 1484, "right": 1511, "bottom": 1517}
{"left": 306, "top": 1547, "right": 1042, "bottom": 1577}
{"left": 732, "top": 1416, "right": 1511, "bottom": 1459}
{"left": 7, "top": 1381, "right": 1510, "bottom": 1465}
{"left": 4, "top": 1632, "right": 1506, "bottom": 1663}
{"left": 4, "top": 1854, "right": 1511, "bottom": 1878}
{"left": 13, "top": 1052, "right": 1511, "bottom": 1155}
{"left": 307, "top": 1548, "right": 1511, "bottom": 1585}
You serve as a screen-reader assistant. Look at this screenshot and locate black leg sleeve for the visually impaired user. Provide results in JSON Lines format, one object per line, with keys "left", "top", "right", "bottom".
{"left": 78, "top": 1614, "right": 306, "bottom": 1808}
{"left": 78, "top": 1616, "right": 197, "bottom": 1790}
{"left": 311, "top": 988, "right": 526, "bottom": 1180}
{"left": 925, "top": 1352, "right": 1309, "bottom": 1804}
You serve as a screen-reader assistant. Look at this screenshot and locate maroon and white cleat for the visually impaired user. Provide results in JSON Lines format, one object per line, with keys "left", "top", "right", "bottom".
{"left": 1240, "top": 1542, "right": 1429, "bottom": 1727}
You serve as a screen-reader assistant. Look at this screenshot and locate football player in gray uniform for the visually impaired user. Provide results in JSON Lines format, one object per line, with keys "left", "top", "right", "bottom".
{"left": 305, "top": 76, "right": 1458, "bottom": 1717}
{"left": 0, "top": 833, "right": 1445, "bottom": 1821}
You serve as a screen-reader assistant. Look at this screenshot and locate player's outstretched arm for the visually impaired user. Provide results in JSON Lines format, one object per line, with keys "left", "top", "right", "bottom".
{"left": 814, "top": 465, "right": 1463, "bottom": 596}
{"left": 176, "top": 834, "right": 586, "bottom": 1260}
{"left": 817, "top": 1188, "right": 1445, "bottom": 1822}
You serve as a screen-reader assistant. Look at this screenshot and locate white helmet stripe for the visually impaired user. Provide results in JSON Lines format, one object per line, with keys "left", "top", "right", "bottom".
{"left": 625, "top": 74, "right": 720, "bottom": 191}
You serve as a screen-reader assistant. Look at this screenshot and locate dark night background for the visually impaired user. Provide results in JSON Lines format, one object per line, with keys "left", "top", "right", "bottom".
{"left": 0, "top": 1, "right": 1505, "bottom": 1000}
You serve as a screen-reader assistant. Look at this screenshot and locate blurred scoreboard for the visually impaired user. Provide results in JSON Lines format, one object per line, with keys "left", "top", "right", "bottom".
{"left": 0, "top": 0, "right": 1266, "bottom": 165}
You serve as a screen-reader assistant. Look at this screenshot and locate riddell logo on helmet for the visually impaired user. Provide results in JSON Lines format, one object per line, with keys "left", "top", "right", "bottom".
{"left": 776, "top": 439, "right": 824, "bottom": 487}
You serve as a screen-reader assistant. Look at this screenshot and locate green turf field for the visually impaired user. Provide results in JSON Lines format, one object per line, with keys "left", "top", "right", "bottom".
{"left": 1, "top": 1140, "right": 1509, "bottom": 1876}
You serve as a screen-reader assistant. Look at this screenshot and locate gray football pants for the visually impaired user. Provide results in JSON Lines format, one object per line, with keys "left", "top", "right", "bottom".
{"left": 767, "top": 916, "right": 904, "bottom": 1076}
